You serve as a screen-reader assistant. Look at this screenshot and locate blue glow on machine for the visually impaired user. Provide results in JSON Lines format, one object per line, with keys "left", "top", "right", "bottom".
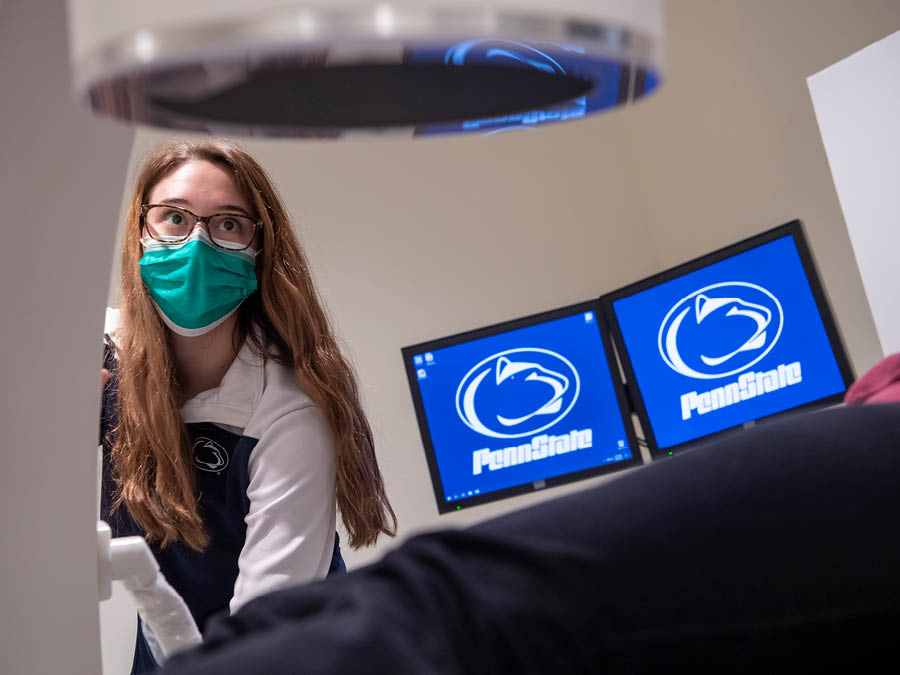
{"left": 409, "top": 38, "right": 652, "bottom": 136}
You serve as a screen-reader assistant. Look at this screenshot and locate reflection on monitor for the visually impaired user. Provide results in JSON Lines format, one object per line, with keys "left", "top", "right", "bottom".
{"left": 402, "top": 301, "right": 640, "bottom": 513}
{"left": 601, "top": 220, "right": 854, "bottom": 456}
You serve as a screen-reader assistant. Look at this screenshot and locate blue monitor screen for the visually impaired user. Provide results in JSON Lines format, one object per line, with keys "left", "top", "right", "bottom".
{"left": 604, "top": 222, "right": 853, "bottom": 453}
{"left": 403, "top": 303, "right": 639, "bottom": 513}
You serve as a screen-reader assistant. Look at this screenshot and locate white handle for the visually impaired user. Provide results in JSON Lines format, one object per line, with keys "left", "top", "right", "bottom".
{"left": 97, "top": 520, "right": 203, "bottom": 663}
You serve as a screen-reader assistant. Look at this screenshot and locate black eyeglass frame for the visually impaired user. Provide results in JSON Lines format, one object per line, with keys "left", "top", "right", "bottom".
{"left": 140, "top": 203, "right": 263, "bottom": 251}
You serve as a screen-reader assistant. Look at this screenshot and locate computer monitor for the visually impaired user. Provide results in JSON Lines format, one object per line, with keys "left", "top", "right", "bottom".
{"left": 601, "top": 220, "right": 855, "bottom": 457}
{"left": 402, "top": 300, "right": 640, "bottom": 513}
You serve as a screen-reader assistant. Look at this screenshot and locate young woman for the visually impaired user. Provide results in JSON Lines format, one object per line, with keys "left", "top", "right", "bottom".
{"left": 100, "top": 139, "right": 396, "bottom": 673}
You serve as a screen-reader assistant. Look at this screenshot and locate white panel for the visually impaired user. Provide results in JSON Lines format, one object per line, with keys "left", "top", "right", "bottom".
{"left": 808, "top": 29, "right": 900, "bottom": 357}
{"left": 0, "top": 1, "right": 135, "bottom": 673}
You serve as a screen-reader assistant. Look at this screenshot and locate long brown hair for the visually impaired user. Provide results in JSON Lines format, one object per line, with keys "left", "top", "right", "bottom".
{"left": 111, "top": 138, "right": 396, "bottom": 551}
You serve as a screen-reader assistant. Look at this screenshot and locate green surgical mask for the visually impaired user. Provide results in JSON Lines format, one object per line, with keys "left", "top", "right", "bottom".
{"left": 139, "top": 229, "right": 259, "bottom": 336}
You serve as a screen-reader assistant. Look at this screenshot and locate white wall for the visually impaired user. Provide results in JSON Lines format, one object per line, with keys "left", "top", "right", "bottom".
{"left": 0, "top": 2, "right": 135, "bottom": 674}
{"left": 808, "top": 28, "right": 900, "bottom": 356}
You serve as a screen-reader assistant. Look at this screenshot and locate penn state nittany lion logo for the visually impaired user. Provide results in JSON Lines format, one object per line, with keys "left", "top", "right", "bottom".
{"left": 444, "top": 40, "right": 567, "bottom": 75}
{"left": 455, "top": 348, "right": 580, "bottom": 439}
{"left": 193, "top": 437, "right": 229, "bottom": 473}
{"left": 658, "top": 282, "right": 784, "bottom": 379}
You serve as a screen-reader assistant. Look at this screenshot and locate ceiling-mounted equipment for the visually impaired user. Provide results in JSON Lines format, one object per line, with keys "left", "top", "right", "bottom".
{"left": 66, "top": 1, "right": 664, "bottom": 138}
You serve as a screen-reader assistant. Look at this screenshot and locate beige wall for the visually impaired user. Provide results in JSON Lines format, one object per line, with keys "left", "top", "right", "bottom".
{"left": 618, "top": 0, "right": 893, "bottom": 368}
{"left": 107, "top": 2, "right": 898, "bottom": 577}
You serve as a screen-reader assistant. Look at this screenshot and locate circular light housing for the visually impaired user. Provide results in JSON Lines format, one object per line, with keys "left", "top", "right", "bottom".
{"left": 67, "top": 1, "right": 664, "bottom": 137}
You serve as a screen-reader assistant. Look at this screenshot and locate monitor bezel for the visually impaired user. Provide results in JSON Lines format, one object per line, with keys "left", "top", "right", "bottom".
{"left": 599, "top": 220, "right": 856, "bottom": 458}
{"left": 401, "top": 299, "right": 643, "bottom": 514}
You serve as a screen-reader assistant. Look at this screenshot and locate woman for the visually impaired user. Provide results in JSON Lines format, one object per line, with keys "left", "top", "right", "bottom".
{"left": 100, "top": 138, "right": 396, "bottom": 673}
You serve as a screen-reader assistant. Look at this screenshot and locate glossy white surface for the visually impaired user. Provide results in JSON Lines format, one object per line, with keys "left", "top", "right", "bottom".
{"left": 808, "top": 29, "right": 900, "bottom": 358}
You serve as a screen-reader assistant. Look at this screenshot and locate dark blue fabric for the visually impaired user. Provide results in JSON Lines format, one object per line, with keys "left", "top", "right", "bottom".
{"left": 329, "top": 532, "right": 346, "bottom": 575}
{"left": 101, "top": 368, "right": 346, "bottom": 675}
{"left": 131, "top": 618, "right": 159, "bottom": 675}
{"left": 161, "top": 404, "right": 900, "bottom": 675}
{"left": 130, "top": 537, "right": 347, "bottom": 674}
{"left": 104, "top": 421, "right": 257, "bottom": 632}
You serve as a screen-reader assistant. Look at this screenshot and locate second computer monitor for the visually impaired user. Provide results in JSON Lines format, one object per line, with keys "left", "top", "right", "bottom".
{"left": 601, "top": 220, "right": 854, "bottom": 456}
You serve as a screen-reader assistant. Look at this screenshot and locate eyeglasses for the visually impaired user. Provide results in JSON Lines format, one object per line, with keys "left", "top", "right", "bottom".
{"left": 141, "top": 204, "right": 262, "bottom": 251}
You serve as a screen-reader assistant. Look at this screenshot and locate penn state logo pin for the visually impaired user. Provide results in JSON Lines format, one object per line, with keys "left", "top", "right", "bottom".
{"left": 455, "top": 348, "right": 580, "bottom": 439}
{"left": 658, "top": 282, "right": 784, "bottom": 380}
{"left": 193, "top": 437, "right": 229, "bottom": 473}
